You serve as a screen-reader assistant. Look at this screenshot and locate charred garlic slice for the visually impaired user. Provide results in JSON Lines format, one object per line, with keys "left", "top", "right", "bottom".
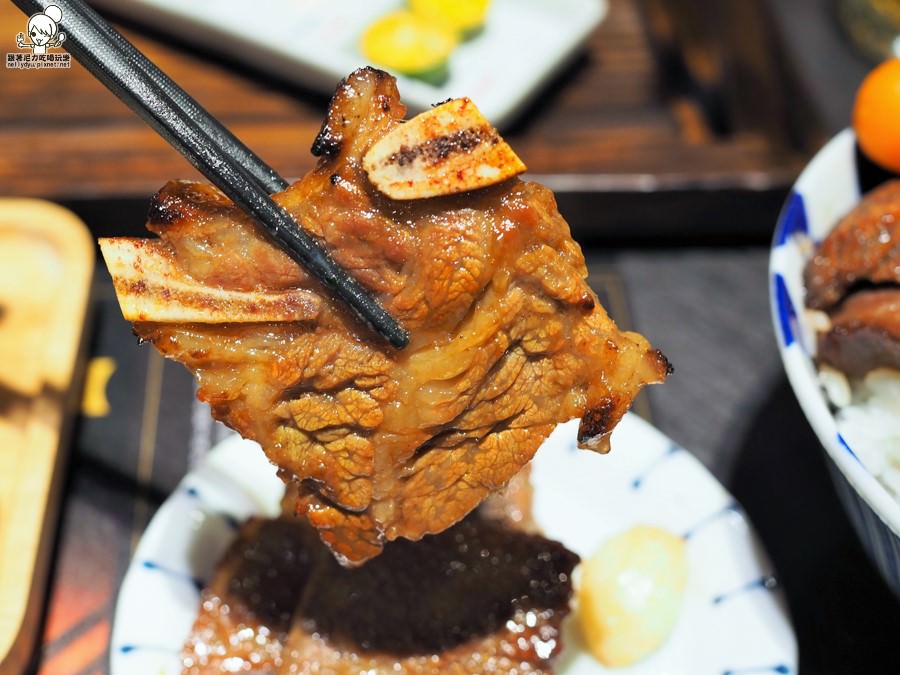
{"left": 363, "top": 98, "right": 526, "bottom": 200}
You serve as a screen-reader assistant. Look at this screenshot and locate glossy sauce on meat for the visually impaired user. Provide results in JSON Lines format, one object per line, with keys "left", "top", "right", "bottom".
{"left": 182, "top": 519, "right": 320, "bottom": 673}
{"left": 804, "top": 179, "right": 900, "bottom": 377}
{"left": 817, "top": 288, "right": 900, "bottom": 377}
{"left": 182, "top": 508, "right": 578, "bottom": 674}
{"left": 805, "top": 179, "right": 900, "bottom": 311}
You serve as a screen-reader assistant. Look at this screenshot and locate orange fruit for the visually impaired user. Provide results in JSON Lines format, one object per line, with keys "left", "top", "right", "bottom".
{"left": 853, "top": 58, "right": 900, "bottom": 173}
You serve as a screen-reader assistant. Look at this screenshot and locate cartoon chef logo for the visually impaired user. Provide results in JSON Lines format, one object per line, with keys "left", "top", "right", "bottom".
{"left": 17, "top": 4, "right": 66, "bottom": 54}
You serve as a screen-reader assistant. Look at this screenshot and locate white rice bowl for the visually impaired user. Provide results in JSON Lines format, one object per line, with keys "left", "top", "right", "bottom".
{"left": 770, "top": 128, "right": 900, "bottom": 598}
{"left": 821, "top": 367, "right": 900, "bottom": 499}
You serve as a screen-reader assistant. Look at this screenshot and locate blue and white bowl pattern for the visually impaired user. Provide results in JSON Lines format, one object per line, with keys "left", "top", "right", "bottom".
{"left": 111, "top": 415, "right": 797, "bottom": 674}
{"left": 770, "top": 128, "right": 900, "bottom": 597}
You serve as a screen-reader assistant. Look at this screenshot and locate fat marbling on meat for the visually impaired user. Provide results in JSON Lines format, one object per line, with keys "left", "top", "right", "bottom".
{"left": 100, "top": 68, "right": 670, "bottom": 565}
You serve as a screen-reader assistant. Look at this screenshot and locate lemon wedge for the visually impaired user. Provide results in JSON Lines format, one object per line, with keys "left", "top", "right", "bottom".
{"left": 361, "top": 11, "right": 457, "bottom": 83}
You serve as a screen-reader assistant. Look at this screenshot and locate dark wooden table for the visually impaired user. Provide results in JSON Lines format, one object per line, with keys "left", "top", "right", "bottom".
{"left": 0, "top": 0, "right": 820, "bottom": 240}
{"left": 3, "top": 0, "right": 899, "bottom": 673}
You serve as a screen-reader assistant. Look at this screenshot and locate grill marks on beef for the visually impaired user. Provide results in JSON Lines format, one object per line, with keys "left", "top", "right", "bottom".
{"left": 804, "top": 179, "right": 900, "bottom": 377}
{"left": 182, "top": 509, "right": 577, "bottom": 674}
{"left": 130, "top": 68, "right": 669, "bottom": 564}
{"left": 388, "top": 125, "right": 493, "bottom": 167}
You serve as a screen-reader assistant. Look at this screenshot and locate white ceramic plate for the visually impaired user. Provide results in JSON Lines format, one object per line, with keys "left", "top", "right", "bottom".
{"left": 91, "top": 0, "right": 607, "bottom": 130}
{"left": 111, "top": 413, "right": 796, "bottom": 674}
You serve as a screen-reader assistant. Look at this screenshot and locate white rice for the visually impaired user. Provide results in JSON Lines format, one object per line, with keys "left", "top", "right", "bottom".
{"left": 820, "top": 366, "right": 900, "bottom": 500}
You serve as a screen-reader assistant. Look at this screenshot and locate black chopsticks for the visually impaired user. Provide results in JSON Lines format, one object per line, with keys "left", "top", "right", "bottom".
{"left": 70, "top": 0, "right": 289, "bottom": 195}
{"left": 11, "top": 0, "right": 410, "bottom": 349}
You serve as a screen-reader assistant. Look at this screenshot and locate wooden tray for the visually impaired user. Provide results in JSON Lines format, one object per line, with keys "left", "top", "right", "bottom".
{"left": 0, "top": 200, "right": 94, "bottom": 674}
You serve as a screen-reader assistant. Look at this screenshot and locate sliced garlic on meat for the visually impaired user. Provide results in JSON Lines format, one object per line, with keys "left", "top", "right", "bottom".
{"left": 99, "top": 238, "right": 321, "bottom": 323}
{"left": 362, "top": 97, "right": 526, "bottom": 199}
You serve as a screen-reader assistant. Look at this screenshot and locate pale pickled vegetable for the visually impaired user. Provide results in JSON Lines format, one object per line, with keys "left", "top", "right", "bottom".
{"left": 578, "top": 525, "right": 687, "bottom": 668}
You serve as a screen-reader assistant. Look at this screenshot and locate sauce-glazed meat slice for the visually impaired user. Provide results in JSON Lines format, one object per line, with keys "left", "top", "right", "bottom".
{"left": 281, "top": 513, "right": 577, "bottom": 674}
{"left": 817, "top": 288, "right": 900, "bottom": 377}
{"left": 182, "top": 518, "right": 321, "bottom": 674}
{"left": 805, "top": 179, "right": 900, "bottom": 311}
{"left": 182, "top": 509, "right": 578, "bottom": 674}
{"left": 804, "top": 179, "right": 900, "bottom": 378}
{"left": 105, "top": 68, "right": 669, "bottom": 565}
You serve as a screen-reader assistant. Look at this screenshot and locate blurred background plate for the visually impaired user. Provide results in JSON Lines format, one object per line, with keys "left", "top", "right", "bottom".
{"left": 110, "top": 414, "right": 797, "bottom": 674}
{"left": 89, "top": 0, "right": 607, "bottom": 130}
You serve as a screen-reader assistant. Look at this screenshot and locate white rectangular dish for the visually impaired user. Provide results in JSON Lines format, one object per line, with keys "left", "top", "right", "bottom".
{"left": 91, "top": 0, "right": 607, "bottom": 129}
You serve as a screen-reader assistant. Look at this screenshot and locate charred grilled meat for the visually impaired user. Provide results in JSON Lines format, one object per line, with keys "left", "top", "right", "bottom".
{"left": 804, "top": 179, "right": 900, "bottom": 377}
{"left": 805, "top": 179, "right": 900, "bottom": 312}
{"left": 816, "top": 288, "right": 900, "bottom": 377}
{"left": 101, "top": 68, "right": 669, "bottom": 565}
